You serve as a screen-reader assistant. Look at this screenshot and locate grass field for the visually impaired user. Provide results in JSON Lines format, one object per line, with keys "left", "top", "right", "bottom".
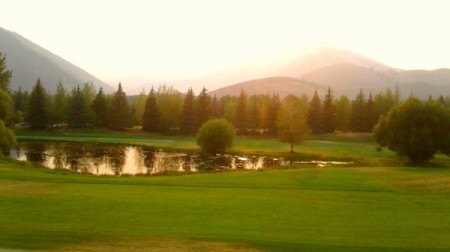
{"left": 1, "top": 157, "right": 450, "bottom": 251}
{"left": 4, "top": 129, "right": 450, "bottom": 251}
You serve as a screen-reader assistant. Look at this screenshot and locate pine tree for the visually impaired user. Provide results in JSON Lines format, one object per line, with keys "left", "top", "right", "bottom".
{"left": 181, "top": 88, "right": 196, "bottom": 134}
{"left": 236, "top": 88, "right": 247, "bottom": 133}
{"left": 246, "top": 95, "right": 259, "bottom": 133}
{"left": 51, "top": 81, "right": 68, "bottom": 127}
{"left": 322, "top": 87, "right": 335, "bottom": 133}
{"left": 351, "top": 89, "right": 366, "bottom": 132}
{"left": 27, "top": 79, "right": 49, "bottom": 129}
{"left": 0, "top": 51, "right": 12, "bottom": 92}
{"left": 307, "top": 90, "right": 322, "bottom": 134}
{"left": 267, "top": 93, "right": 280, "bottom": 135}
{"left": 142, "top": 87, "right": 160, "bottom": 132}
{"left": 110, "top": 82, "right": 131, "bottom": 130}
{"left": 334, "top": 95, "right": 351, "bottom": 132}
{"left": 210, "top": 94, "right": 220, "bottom": 119}
{"left": 133, "top": 90, "right": 147, "bottom": 126}
{"left": 82, "top": 82, "right": 96, "bottom": 126}
{"left": 92, "top": 87, "right": 109, "bottom": 127}
{"left": 196, "top": 87, "right": 211, "bottom": 130}
{"left": 365, "top": 93, "right": 379, "bottom": 132}
{"left": 68, "top": 86, "right": 88, "bottom": 127}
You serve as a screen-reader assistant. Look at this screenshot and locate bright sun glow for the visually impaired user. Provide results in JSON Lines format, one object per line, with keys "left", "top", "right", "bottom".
{"left": 1, "top": 0, "right": 450, "bottom": 85}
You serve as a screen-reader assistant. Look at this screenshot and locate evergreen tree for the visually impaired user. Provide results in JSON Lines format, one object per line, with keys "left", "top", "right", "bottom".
{"left": 246, "top": 95, "right": 259, "bottom": 133}
{"left": 110, "top": 82, "right": 132, "bottom": 130}
{"left": 236, "top": 88, "right": 247, "bottom": 133}
{"left": 142, "top": 87, "right": 160, "bottom": 132}
{"left": 181, "top": 88, "right": 196, "bottom": 134}
{"left": 351, "top": 89, "right": 367, "bottom": 132}
{"left": 267, "top": 93, "right": 280, "bottom": 135}
{"left": 92, "top": 87, "right": 109, "bottom": 127}
{"left": 68, "top": 86, "right": 88, "bottom": 127}
{"left": 322, "top": 87, "right": 335, "bottom": 133}
{"left": 51, "top": 81, "right": 68, "bottom": 127}
{"left": 27, "top": 79, "right": 49, "bottom": 129}
{"left": 334, "top": 95, "right": 351, "bottom": 132}
{"left": 365, "top": 93, "right": 379, "bottom": 131}
{"left": 11, "top": 87, "right": 28, "bottom": 124}
{"left": 0, "top": 51, "right": 12, "bottom": 92}
{"left": 133, "top": 90, "right": 147, "bottom": 126}
{"left": 307, "top": 90, "right": 322, "bottom": 134}
{"left": 210, "top": 94, "right": 220, "bottom": 119}
{"left": 82, "top": 82, "right": 96, "bottom": 126}
{"left": 196, "top": 87, "right": 211, "bottom": 131}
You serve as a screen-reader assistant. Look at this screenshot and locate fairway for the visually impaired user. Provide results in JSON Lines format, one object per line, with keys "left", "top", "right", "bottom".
{"left": 1, "top": 158, "right": 450, "bottom": 251}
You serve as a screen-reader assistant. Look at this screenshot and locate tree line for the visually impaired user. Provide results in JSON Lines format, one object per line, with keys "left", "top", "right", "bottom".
{"left": 9, "top": 79, "right": 450, "bottom": 134}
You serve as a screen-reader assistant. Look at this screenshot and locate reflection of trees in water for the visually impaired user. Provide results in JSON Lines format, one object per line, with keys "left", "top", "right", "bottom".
{"left": 105, "top": 145, "right": 126, "bottom": 175}
{"left": 23, "top": 141, "right": 48, "bottom": 164}
{"left": 51, "top": 142, "right": 67, "bottom": 169}
{"left": 140, "top": 147, "right": 155, "bottom": 174}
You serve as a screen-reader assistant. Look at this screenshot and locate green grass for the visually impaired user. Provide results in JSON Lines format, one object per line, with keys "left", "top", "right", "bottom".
{"left": 1, "top": 158, "right": 450, "bottom": 251}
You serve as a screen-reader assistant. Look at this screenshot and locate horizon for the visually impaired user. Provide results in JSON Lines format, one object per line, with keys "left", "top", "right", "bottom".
{"left": 2, "top": 0, "right": 450, "bottom": 92}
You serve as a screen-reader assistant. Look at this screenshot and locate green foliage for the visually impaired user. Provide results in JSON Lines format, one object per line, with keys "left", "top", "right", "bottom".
{"left": 110, "top": 83, "right": 132, "bottom": 130}
{"left": 68, "top": 86, "right": 88, "bottom": 128}
{"left": 0, "top": 89, "right": 13, "bottom": 122}
{"left": 365, "top": 93, "right": 379, "bottom": 131}
{"left": 373, "top": 97, "right": 450, "bottom": 164}
{"left": 156, "top": 86, "right": 182, "bottom": 133}
{"left": 351, "top": 89, "right": 366, "bottom": 132}
{"left": 195, "top": 87, "right": 211, "bottom": 131}
{"left": 196, "top": 118, "right": 235, "bottom": 154}
{"left": 142, "top": 87, "right": 160, "bottom": 132}
{"left": 236, "top": 88, "right": 247, "bottom": 132}
{"left": 50, "top": 81, "right": 68, "bottom": 126}
{"left": 27, "top": 79, "right": 49, "bottom": 129}
{"left": 374, "top": 86, "right": 400, "bottom": 116}
{"left": 0, "top": 120, "right": 16, "bottom": 154}
{"left": 181, "top": 88, "right": 196, "bottom": 134}
{"left": 307, "top": 90, "right": 322, "bottom": 134}
{"left": 322, "top": 87, "right": 335, "bottom": 133}
{"left": 133, "top": 90, "right": 147, "bottom": 126}
{"left": 334, "top": 95, "right": 351, "bottom": 132}
{"left": 277, "top": 95, "right": 309, "bottom": 153}
{"left": 91, "top": 87, "right": 109, "bottom": 127}
{"left": 0, "top": 51, "right": 12, "bottom": 92}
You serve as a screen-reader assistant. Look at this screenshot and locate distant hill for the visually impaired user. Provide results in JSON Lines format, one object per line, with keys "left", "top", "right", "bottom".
{"left": 209, "top": 76, "right": 326, "bottom": 98}
{"left": 201, "top": 47, "right": 449, "bottom": 99}
{"left": 300, "top": 63, "right": 450, "bottom": 99}
{"left": 0, "top": 27, "right": 113, "bottom": 93}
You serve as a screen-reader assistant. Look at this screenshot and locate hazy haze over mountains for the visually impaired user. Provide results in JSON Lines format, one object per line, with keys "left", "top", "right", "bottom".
{"left": 0, "top": 27, "right": 113, "bottom": 93}
{"left": 1, "top": 27, "right": 450, "bottom": 99}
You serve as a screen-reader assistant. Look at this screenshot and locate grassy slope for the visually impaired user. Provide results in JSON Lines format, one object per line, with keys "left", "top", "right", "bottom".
{"left": 1, "top": 158, "right": 450, "bottom": 251}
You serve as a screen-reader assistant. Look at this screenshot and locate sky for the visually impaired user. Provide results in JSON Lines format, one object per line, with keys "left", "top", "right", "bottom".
{"left": 1, "top": 0, "right": 450, "bottom": 87}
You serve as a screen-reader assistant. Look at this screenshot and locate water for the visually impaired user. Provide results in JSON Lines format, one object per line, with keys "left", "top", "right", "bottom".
{"left": 10, "top": 141, "right": 356, "bottom": 176}
{"left": 9, "top": 141, "right": 286, "bottom": 175}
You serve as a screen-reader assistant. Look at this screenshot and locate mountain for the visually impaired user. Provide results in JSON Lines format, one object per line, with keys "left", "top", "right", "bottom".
{"left": 208, "top": 48, "right": 450, "bottom": 99}
{"left": 0, "top": 27, "right": 113, "bottom": 93}
{"left": 210, "top": 76, "right": 325, "bottom": 98}
{"left": 300, "top": 63, "right": 450, "bottom": 99}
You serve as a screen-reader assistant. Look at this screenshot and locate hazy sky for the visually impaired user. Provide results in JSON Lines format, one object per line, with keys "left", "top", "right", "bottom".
{"left": 1, "top": 0, "right": 450, "bottom": 85}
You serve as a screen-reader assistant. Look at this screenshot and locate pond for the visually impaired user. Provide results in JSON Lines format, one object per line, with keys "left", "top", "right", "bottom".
{"left": 9, "top": 141, "right": 356, "bottom": 176}
{"left": 9, "top": 141, "right": 286, "bottom": 175}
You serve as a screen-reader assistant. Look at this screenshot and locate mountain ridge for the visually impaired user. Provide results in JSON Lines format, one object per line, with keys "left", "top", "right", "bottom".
{"left": 0, "top": 27, "right": 113, "bottom": 93}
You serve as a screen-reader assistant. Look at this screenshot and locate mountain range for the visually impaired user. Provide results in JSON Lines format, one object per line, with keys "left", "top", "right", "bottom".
{"left": 0, "top": 27, "right": 113, "bottom": 93}
{"left": 1, "top": 27, "right": 450, "bottom": 99}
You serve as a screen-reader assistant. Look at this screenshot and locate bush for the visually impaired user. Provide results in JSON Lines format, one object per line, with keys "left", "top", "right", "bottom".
{"left": 196, "top": 119, "right": 235, "bottom": 154}
{"left": 373, "top": 98, "right": 450, "bottom": 164}
{"left": 0, "top": 120, "right": 16, "bottom": 155}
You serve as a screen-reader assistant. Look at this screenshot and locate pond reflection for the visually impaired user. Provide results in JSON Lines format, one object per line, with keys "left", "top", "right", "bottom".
{"left": 10, "top": 141, "right": 286, "bottom": 176}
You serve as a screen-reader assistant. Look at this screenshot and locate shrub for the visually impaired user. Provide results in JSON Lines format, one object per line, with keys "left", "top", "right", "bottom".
{"left": 196, "top": 119, "right": 235, "bottom": 154}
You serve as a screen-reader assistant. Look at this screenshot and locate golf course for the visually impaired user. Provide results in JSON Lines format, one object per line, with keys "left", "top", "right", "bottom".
{"left": 1, "top": 130, "right": 450, "bottom": 251}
